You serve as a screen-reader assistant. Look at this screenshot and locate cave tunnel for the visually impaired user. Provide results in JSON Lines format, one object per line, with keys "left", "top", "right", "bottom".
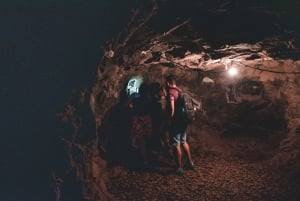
{"left": 58, "top": 1, "right": 300, "bottom": 200}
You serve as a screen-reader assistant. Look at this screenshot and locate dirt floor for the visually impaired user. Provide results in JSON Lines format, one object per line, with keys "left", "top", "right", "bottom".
{"left": 105, "top": 126, "right": 300, "bottom": 201}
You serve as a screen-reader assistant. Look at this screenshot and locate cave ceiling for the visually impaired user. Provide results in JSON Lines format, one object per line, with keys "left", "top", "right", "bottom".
{"left": 94, "top": 0, "right": 300, "bottom": 135}
{"left": 100, "top": 0, "right": 300, "bottom": 80}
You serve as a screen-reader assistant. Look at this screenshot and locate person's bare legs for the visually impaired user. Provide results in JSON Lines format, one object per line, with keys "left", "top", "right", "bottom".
{"left": 182, "top": 142, "right": 193, "bottom": 165}
{"left": 173, "top": 145, "right": 183, "bottom": 169}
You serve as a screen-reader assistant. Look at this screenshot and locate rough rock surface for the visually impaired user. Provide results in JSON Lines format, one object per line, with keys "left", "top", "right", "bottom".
{"left": 105, "top": 127, "right": 299, "bottom": 201}
{"left": 107, "top": 156, "right": 298, "bottom": 201}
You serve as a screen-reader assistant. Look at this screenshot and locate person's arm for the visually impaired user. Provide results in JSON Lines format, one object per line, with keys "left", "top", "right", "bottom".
{"left": 170, "top": 97, "right": 175, "bottom": 117}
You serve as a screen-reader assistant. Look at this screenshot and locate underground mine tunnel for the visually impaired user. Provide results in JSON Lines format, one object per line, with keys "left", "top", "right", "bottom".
{"left": 56, "top": 1, "right": 300, "bottom": 200}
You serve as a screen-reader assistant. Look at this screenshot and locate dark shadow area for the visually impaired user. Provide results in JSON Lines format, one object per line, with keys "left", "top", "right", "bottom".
{"left": 98, "top": 88, "right": 137, "bottom": 168}
{"left": 223, "top": 102, "right": 287, "bottom": 139}
{"left": 98, "top": 81, "right": 171, "bottom": 172}
{"left": 54, "top": 89, "right": 98, "bottom": 201}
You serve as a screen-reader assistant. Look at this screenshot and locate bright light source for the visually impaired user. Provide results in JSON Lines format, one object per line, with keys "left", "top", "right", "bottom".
{"left": 228, "top": 67, "right": 238, "bottom": 76}
{"left": 126, "top": 75, "right": 143, "bottom": 96}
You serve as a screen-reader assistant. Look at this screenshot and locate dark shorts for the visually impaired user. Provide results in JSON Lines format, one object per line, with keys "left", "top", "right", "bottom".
{"left": 171, "top": 130, "right": 187, "bottom": 146}
{"left": 170, "top": 119, "right": 187, "bottom": 146}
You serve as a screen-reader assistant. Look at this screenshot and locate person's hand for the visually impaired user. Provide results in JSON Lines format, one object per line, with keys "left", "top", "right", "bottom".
{"left": 170, "top": 110, "right": 174, "bottom": 117}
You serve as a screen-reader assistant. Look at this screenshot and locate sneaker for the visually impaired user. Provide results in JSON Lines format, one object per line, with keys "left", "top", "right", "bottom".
{"left": 175, "top": 168, "right": 184, "bottom": 176}
{"left": 186, "top": 162, "right": 195, "bottom": 170}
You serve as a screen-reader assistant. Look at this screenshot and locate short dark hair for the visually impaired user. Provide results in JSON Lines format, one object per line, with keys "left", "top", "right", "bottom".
{"left": 139, "top": 83, "right": 149, "bottom": 97}
{"left": 166, "top": 74, "right": 176, "bottom": 84}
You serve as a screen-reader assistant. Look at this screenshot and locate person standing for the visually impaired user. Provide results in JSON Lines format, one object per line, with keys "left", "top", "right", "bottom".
{"left": 130, "top": 83, "right": 152, "bottom": 168}
{"left": 149, "top": 82, "right": 169, "bottom": 152}
{"left": 165, "top": 75, "right": 195, "bottom": 175}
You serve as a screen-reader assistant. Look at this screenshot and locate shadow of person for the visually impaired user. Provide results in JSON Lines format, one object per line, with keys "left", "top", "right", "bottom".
{"left": 98, "top": 89, "right": 139, "bottom": 168}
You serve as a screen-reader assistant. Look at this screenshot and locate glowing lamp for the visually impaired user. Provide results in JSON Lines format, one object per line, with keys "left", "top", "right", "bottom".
{"left": 228, "top": 67, "right": 238, "bottom": 76}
